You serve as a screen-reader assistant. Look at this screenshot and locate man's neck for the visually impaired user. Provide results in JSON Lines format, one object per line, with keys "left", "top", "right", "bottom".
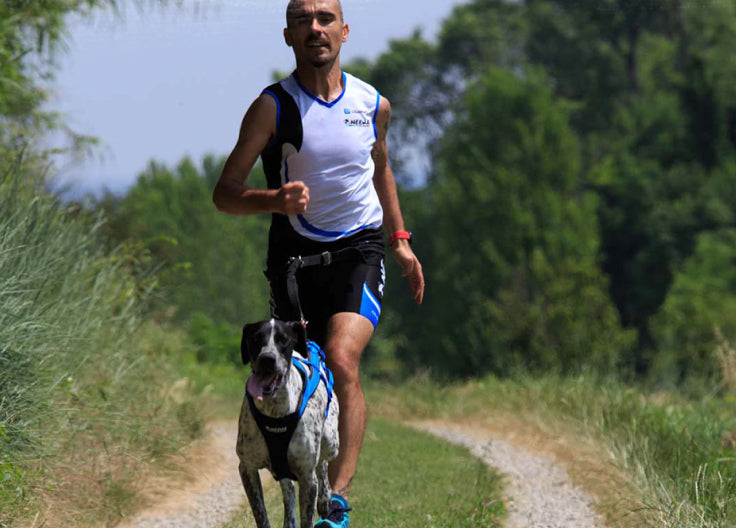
{"left": 294, "top": 61, "right": 344, "bottom": 102}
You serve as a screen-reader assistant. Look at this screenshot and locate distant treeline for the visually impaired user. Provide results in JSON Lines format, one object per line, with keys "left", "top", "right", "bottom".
{"left": 95, "top": 0, "right": 736, "bottom": 391}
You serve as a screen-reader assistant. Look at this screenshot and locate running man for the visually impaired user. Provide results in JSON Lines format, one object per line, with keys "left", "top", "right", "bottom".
{"left": 213, "top": 1, "right": 424, "bottom": 525}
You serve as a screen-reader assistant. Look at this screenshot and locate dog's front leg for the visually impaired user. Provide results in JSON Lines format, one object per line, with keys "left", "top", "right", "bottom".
{"left": 239, "top": 462, "right": 271, "bottom": 528}
{"left": 280, "top": 479, "right": 298, "bottom": 528}
{"left": 316, "top": 460, "right": 331, "bottom": 518}
{"left": 298, "top": 474, "right": 319, "bottom": 528}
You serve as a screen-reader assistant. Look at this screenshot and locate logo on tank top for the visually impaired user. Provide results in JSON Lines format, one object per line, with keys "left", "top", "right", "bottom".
{"left": 343, "top": 107, "right": 372, "bottom": 128}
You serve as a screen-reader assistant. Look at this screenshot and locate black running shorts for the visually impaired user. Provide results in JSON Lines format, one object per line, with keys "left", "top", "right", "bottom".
{"left": 266, "top": 228, "right": 385, "bottom": 348}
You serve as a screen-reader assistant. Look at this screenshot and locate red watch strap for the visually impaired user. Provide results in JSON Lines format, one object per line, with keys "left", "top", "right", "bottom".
{"left": 389, "top": 230, "right": 411, "bottom": 247}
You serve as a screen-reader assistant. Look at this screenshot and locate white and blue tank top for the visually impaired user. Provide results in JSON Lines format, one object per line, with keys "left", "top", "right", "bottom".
{"left": 260, "top": 71, "right": 384, "bottom": 244}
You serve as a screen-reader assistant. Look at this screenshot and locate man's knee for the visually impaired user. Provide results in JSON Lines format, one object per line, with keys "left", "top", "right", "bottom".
{"left": 327, "top": 351, "right": 360, "bottom": 386}
{"left": 326, "top": 348, "right": 361, "bottom": 389}
{"left": 324, "top": 312, "right": 373, "bottom": 390}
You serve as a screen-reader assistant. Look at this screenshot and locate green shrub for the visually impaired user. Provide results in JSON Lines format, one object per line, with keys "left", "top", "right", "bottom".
{"left": 187, "top": 312, "right": 242, "bottom": 366}
{"left": 650, "top": 229, "right": 736, "bottom": 391}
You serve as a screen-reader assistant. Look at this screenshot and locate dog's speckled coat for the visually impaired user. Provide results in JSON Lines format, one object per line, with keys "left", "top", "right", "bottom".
{"left": 237, "top": 319, "right": 339, "bottom": 528}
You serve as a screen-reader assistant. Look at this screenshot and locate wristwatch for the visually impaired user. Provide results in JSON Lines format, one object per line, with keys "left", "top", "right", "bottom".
{"left": 389, "top": 230, "right": 412, "bottom": 247}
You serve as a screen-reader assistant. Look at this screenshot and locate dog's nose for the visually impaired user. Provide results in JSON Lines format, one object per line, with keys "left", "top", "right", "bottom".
{"left": 256, "top": 353, "right": 277, "bottom": 373}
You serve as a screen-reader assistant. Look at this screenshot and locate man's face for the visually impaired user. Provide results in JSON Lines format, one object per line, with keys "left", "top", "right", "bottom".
{"left": 284, "top": 0, "right": 349, "bottom": 68}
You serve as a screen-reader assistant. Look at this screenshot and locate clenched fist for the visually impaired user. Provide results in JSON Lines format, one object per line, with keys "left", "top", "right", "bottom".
{"left": 277, "top": 181, "right": 309, "bottom": 215}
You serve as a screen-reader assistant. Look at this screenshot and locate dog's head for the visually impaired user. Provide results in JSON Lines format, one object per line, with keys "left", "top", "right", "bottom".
{"left": 241, "top": 318, "right": 302, "bottom": 400}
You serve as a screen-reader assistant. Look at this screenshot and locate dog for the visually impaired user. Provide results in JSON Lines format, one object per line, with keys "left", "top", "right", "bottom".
{"left": 237, "top": 318, "right": 339, "bottom": 528}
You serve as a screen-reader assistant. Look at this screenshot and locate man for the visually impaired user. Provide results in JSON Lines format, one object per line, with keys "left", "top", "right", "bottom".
{"left": 213, "top": 0, "right": 424, "bottom": 526}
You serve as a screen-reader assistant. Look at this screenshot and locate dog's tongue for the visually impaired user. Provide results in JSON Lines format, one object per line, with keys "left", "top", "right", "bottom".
{"left": 247, "top": 373, "right": 276, "bottom": 402}
{"left": 246, "top": 376, "right": 264, "bottom": 401}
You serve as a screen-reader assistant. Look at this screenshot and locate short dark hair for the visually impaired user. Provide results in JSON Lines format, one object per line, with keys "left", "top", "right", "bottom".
{"left": 286, "top": 0, "right": 344, "bottom": 27}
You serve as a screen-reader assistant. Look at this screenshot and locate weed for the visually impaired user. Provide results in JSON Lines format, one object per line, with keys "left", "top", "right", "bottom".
{"left": 0, "top": 162, "right": 208, "bottom": 525}
{"left": 714, "top": 326, "right": 736, "bottom": 394}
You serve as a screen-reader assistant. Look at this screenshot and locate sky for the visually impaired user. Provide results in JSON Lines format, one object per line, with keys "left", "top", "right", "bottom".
{"left": 48, "top": 0, "right": 463, "bottom": 197}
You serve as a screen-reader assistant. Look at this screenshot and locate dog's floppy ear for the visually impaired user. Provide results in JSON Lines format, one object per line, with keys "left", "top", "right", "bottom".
{"left": 241, "top": 323, "right": 254, "bottom": 365}
{"left": 285, "top": 321, "right": 304, "bottom": 346}
{"left": 287, "top": 321, "right": 308, "bottom": 354}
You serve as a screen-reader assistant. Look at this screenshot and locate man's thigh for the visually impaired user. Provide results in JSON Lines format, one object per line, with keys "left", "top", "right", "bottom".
{"left": 324, "top": 312, "right": 375, "bottom": 375}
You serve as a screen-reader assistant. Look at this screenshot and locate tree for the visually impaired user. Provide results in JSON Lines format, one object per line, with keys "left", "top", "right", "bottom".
{"left": 390, "top": 67, "right": 634, "bottom": 378}
{"left": 97, "top": 155, "right": 272, "bottom": 330}
{"left": 650, "top": 228, "right": 736, "bottom": 389}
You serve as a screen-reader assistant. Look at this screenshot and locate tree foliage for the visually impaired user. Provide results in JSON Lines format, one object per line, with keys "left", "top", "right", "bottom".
{"left": 97, "top": 156, "right": 272, "bottom": 329}
{"left": 650, "top": 228, "right": 736, "bottom": 389}
{"left": 0, "top": 1, "right": 121, "bottom": 129}
{"left": 385, "top": 68, "right": 634, "bottom": 378}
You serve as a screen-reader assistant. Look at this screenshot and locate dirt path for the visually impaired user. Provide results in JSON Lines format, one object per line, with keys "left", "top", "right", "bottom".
{"left": 119, "top": 418, "right": 611, "bottom": 528}
{"left": 117, "top": 421, "right": 246, "bottom": 528}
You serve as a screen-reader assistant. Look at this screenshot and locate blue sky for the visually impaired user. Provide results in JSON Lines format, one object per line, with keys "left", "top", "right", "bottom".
{"left": 48, "top": 0, "right": 463, "bottom": 197}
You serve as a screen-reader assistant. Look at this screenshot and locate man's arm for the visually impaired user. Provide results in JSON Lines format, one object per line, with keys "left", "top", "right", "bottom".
{"left": 372, "top": 95, "right": 425, "bottom": 304}
{"left": 213, "top": 93, "right": 309, "bottom": 216}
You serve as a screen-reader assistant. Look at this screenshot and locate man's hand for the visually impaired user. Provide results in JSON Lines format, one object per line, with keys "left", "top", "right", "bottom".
{"left": 276, "top": 181, "right": 310, "bottom": 215}
{"left": 391, "top": 241, "right": 424, "bottom": 304}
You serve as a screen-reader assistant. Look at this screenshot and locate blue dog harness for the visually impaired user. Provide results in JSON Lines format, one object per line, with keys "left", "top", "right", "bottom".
{"left": 246, "top": 340, "right": 335, "bottom": 481}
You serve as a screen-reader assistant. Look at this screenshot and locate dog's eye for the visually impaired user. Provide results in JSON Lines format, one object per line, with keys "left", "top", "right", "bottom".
{"left": 274, "top": 334, "right": 292, "bottom": 347}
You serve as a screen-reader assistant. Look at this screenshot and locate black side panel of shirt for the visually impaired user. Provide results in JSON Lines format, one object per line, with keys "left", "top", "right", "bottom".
{"left": 261, "top": 82, "right": 305, "bottom": 259}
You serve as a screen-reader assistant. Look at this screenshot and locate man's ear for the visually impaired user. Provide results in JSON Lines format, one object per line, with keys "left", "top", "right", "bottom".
{"left": 284, "top": 27, "right": 293, "bottom": 47}
{"left": 342, "top": 22, "right": 349, "bottom": 43}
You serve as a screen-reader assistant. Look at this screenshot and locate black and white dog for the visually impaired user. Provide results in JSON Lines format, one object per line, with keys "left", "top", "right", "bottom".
{"left": 237, "top": 318, "right": 339, "bottom": 528}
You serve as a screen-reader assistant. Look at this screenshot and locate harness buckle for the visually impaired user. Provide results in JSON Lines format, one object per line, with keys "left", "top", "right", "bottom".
{"left": 321, "top": 251, "right": 332, "bottom": 266}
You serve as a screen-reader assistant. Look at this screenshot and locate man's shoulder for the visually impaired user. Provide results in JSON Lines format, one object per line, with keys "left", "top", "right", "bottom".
{"left": 262, "top": 73, "right": 299, "bottom": 97}
{"left": 261, "top": 76, "right": 300, "bottom": 107}
{"left": 344, "top": 72, "right": 379, "bottom": 96}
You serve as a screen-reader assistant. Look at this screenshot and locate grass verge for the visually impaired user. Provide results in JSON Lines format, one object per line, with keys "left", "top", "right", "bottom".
{"left": 11, "top": 322, "right": 210, "bottom": 528}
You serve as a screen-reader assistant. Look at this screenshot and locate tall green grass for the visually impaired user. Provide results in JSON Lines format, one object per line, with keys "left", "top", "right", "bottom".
{"left": 0, "top": 162, "right": 207, "bottom": 526}
{"left": 543, "top": 380, "right": 736, "bottom": 528}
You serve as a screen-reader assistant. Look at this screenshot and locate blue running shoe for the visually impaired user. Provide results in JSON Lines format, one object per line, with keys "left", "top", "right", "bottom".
{"left": 314, "top": 493, "right": 351, "bottom": 528}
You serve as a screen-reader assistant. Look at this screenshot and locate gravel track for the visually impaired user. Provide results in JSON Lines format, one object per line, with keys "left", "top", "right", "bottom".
{"left": 117, "top": 422, "right": 246, "bottom": 528}
{"left": 119, "top": 420, "right": 607, "bottom": 528}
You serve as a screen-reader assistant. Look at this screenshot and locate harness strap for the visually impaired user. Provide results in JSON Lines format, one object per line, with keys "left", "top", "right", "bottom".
{"left": 282, "top": 247, "right": 366, "bottom": 328}
{"left": 246, "top": 340, "right": 335, "bottom": 481}
{"left": 246, "top": 364, "right": 306, "bottom": 481}
{"left": 247, "top": 395, "right": 301, "bottom": 481}
{"left": 293, "top": 340, "right": 334, "bottom": 418}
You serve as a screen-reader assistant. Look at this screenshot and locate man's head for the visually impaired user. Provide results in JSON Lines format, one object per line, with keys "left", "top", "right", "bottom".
{"left": 284, "top": 0, "right": 349, "bottom": 69}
